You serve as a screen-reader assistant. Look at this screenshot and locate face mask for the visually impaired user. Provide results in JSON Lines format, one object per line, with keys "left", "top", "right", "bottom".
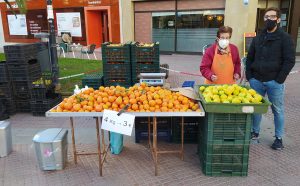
{"left": 218, "top": 39, "right": 229, "bottom": 49}
{"left": 265, "top": 19, "right": 278, "bottom": 31}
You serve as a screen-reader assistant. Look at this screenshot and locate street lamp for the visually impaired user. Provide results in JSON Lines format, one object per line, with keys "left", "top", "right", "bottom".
{"left": 243, "top": 0, "right": 249, "bottom": 5}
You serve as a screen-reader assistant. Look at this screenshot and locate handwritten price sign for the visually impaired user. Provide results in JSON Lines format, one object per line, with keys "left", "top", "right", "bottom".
{"left": 101, "top": 110, "right": 135, "bottom": 136}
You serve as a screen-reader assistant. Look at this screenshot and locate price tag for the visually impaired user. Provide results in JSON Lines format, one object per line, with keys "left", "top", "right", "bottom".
{"left": 101, "top": 109, "right": 135, "bottom": 136}
{"left": 47, "top": 5, "right": 54, "bottom": 19}
{"left": 242, "top": 106, "right": 254, "bottom": 113}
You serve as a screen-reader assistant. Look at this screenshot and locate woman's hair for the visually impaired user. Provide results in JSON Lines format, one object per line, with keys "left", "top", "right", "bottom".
{"left": 217, "top": 26, "right": 233, "bottom": 38}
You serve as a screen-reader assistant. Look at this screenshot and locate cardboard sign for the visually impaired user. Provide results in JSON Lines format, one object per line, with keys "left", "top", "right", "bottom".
{"left": 101, "top": 110, "right": 135, "bottom": 136}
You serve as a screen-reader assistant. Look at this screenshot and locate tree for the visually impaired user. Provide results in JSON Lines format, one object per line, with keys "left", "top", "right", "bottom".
{"left": 4, "top": 0, "right": 27, "bottom": 15}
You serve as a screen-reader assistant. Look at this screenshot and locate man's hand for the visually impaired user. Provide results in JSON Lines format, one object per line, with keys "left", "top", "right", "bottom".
{"left": 234, "top": 73, "right": 240, "bottom": 80}
{"left": 211, "top": 75, "right": 218, "bottom": 82}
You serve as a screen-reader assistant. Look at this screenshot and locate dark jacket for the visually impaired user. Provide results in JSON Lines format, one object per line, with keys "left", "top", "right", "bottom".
{"left": 246, "top": 28, "right": 295, "bottom": 84}
{"left": 200, "top": 43, "right": 241, "bottom": 81}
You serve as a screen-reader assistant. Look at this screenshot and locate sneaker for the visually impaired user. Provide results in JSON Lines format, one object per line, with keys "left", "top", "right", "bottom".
{"left": 251, "top": 132, "right": 259, "bottom": 140}
{"left": 271, "top": 137, "right": 284, "bottom": 150}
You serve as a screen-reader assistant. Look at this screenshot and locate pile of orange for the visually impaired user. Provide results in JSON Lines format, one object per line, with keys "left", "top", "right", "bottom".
{"left": 51, "top": 83, "right": 201, "bottom": 113}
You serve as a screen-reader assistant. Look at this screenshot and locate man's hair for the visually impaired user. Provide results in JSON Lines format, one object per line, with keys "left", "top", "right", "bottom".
{"left": 264, "top": 7, "right": 281, "bottom": 18}
{"left": 217, "top": 26, "right": 233, "bottom": 38}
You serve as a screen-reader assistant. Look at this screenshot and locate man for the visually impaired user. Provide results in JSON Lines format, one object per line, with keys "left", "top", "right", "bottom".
{"left": 246, "top": 7, "right": 295, "bottom": 150}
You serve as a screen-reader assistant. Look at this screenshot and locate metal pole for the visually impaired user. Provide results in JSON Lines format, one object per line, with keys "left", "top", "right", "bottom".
{"left": 47, "top": 0, "right": 59, "bottom": 86}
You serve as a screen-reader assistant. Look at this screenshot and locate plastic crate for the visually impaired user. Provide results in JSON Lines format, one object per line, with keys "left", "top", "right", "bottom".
{"left": 103, "top": 63, "right": 131, "bottom": 80}
{"left": 194, "top": 85, "right": 271, "bottom": 114}
{"left": 4, "top": 44, "right": 37, "bottom": 61}
{"left": 0, "top": 97, "right": 16, "bottom": 115}
{"left": 11, "top": 81, "right": 32, "bottom": 99}
{"left": 103, "top": 78, "right": 131, "bottom": 88}
{"left": 30, "top": 94, "right": 62, "bottom": 116}
{"left": 199, "top": 113, "right": 252, "bottom": 143}
{"left": 182, "top": 81, "right": 195, "bottom": 88}
{"left": 135, "top": 129, "right": 171, "bottom": 143}
{"left": 7, "top": 61, "right": 41, "bottom": 82}
{"left": 15, "top": 99, "right": 31, "bottom": 112}
{"left": 31, "top": 85, "right": 55, "bottom": 100}
{"left": 131, "top": 63, "right": 160, "bottom": 84}
{"left": 0, "top": 62, "right": 10, "bottom": 83}
{"left": 0, "top": 82, "right": 13, "bottom": 98}
{"left": 172, "top": 117, "right": 202, "bottom": 144}
{"left": 200, "top": 158, "right": 248, "bottom": 177}
{"left": 102, "top": 42, "right": 131, "bottom": 63}
{"left": 81, "top": 73, "right": 103, "bottom": 90}
{"left": 131, "top": 42, "right": 159, "bottom": 63}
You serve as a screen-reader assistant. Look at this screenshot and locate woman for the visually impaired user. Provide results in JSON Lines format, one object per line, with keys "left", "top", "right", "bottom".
{"left": 200, "top": 26, "right": 241, "bottom": 84}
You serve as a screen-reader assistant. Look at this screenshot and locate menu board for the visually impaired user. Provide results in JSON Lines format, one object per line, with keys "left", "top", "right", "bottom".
{"left": 7, "top": 14, "right": 28, "bottom": 35}
{"left": 56, "top": 12, "right": 82, "bottom": 37}
{"left": 244, "top": 32, "right": 256, "bottom": 57}
{"left": 26, "top": 10, "right": 48, "bottom": 38}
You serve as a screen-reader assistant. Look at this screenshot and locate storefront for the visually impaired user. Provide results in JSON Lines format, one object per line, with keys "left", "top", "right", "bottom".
{"left": 0, "top": 0, "right": 120, "bottom": 48}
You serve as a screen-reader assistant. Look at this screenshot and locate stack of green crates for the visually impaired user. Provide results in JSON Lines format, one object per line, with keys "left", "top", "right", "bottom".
{"left": 81, "top": 73, "right": 103, "bottom": 90}
{"left": 198, "top": 113, "right": 251, "bottom": 176}
{"left": 131, "top": 42, "right": 160, "bottom": 84}
{"left": 101, "top": 42, "right": 131, "bottom": 87}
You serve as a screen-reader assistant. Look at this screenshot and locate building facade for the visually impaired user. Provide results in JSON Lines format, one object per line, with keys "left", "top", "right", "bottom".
{"left": 0, "top": 0, "right": 121, "bottom": 48}
{"left": 120, "top": 0, "right": 300, "bottom": 55}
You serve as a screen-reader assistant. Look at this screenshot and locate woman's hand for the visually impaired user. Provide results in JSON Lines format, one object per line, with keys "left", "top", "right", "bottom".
{"left": 234, "top": 73, "right": 240, "bottom": 80}
{"left": 211, "top": 75, "right": 218, "bottom": 82}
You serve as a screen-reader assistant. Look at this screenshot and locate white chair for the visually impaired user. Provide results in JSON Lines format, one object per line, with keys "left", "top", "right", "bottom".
{"left": 81, "top": 44, "right": 97, "bottom": 60}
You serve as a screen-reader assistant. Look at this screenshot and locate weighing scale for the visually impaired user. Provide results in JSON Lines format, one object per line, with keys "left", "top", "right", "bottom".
{"left": 139, "top": 73, "right": 166, "bottom": 86}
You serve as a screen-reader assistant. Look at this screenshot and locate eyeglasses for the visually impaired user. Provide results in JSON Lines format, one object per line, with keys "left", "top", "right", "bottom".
{"left": 264, "top": 15, "right": 277, "bottom": 20}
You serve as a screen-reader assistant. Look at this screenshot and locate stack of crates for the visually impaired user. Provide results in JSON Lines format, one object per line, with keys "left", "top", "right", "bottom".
{"left": 30, "top": 73, "right": 62, "bottom": 116}
{"left": 171, "top": 117, "right": 202, "bottom": 144}
{"left": 81, "top": 73, "right": 103, "bottom": 90}
{"left": 101, "top": 42, "right": 131, "bottom": 87}
{"left": 135, "top": 117, "right": 172, "bottom": 143}
{"left": 198, "top": 113, "right": 251, "bottom": 176}
{"left": 131, "top": 42, "right": 160, "bottom": 84}
{"left": 4, "top": 44, "right": 41, "bottom": 112}
{"left": 0, "top": 61, "right": 16, "bottom": 115}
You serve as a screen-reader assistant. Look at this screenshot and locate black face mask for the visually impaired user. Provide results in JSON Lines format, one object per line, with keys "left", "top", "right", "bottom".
{"left": 264, "top": 19, "right": 278, "bottom": 31}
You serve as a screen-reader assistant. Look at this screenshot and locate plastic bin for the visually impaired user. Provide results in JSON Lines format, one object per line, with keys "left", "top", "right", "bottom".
{"left": 33, "top": 128, "right": 68, "bottom": 170}
{"left": 182, "top": 81, "right": 195, "bottom": 88}
{"left": 0, "top": 120, "right": 12, "bottom": 157}
{"left": 110, "top": 132, "right": 123, "bottom": 155}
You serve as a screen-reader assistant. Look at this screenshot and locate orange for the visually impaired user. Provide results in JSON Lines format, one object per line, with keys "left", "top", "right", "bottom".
{"left": 73, "top": 104, "right": 81, "bottom": 111}
{"left": 131, "top": 104, "right": 139, "bottom": 111}
{"left": 149, "top": 100, "right": 156, "bottom": 107}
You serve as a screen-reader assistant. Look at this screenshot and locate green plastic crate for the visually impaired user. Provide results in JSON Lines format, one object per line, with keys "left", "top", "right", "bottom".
{"left": 194, "top": 85, "right": 271, "bottom": 114}
{"left": 103, "top": 63, "right": 131, "bottom": 81}
{"left": 131, "top": 63, "right": 160, "bottom": 84}
{"left": 200, "top": 158, "right": 248, "bottom": 177}
{"left": 103, "top": 78, "right": 131, "bottom": 88}
{"left": 131, "top": 42, "right": 159, "bottom": 63}
{"left": 102, "top": 42, "right": 131, "bottom": 63}
{"left": 200, "top": 153, "right": 249, "bottom": 164}
{"left": 82, "top": 73, "right": 103, "bottom": 89}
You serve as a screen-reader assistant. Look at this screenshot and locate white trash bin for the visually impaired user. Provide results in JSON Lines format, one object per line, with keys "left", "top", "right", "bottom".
{"left": 0, "top": 120, "right": 12, "bottom": 158}
{"left": 33, "top": 128, "right": 68, "bottom": 170}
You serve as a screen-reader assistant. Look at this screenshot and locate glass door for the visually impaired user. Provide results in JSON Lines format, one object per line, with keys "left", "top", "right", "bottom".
{"left": 152, "top": 12, "right": 175, "bottom": 52}
{"left": 176, "top": 10, "right": 224, "bottom": 52}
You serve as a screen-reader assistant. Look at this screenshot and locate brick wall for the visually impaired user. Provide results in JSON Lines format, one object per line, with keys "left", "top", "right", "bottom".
{"left": 178, "top": 0, "right": 225, "bottom": 10}
{"left": 135, "top": 13, "right": 152, "bottom": 43}
{"left": 135, "top": 1, "right": 175, "bottom": 11}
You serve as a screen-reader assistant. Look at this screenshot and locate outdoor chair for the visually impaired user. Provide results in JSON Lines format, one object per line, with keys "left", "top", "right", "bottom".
{"left": 81, "top": 44, "right": 97, "bottom": 60}
{"left": 57, "top": 43, "right": 66, "bottom": 58}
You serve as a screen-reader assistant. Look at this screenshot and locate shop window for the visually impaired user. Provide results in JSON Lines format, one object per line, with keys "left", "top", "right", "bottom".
{"left": 296, "top": 19, "right": 300, "bottom": 53}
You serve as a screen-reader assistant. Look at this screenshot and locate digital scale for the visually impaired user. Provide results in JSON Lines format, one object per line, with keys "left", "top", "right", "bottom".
{"left": 139, "top": 73, "right": 166, "bottom": 86}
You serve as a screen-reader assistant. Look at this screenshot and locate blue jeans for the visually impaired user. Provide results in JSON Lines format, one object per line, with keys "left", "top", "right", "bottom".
{"left": 249, "top": 78, "right": 285, "bottom": 138}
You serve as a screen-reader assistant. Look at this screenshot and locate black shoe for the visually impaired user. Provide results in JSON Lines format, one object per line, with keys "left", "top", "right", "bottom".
{"left": 251, "top": 132, "right": 259, "bottom": 140}
{"left": 271, "top": 137, "right": 284, "bottom": 150}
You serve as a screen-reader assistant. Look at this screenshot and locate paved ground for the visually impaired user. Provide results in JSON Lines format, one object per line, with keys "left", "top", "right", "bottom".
{"left": 1, "top": 54, "right": 300, "bottom": 186}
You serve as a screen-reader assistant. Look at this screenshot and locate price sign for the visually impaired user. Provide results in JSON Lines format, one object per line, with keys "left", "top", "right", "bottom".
{"left": 242, "top": 106, "right": 254, "bottom": 113}
{"left": 101, "top": 109, "right": 135, "bottom": 136}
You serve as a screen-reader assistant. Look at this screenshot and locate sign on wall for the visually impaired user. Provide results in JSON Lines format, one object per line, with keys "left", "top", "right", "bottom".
{"left": 56, "top": 12, "right": 82, "bottom": 37}
{"left": 244, "top": 32, "right": 256, "bottom": 57}
{"left": 7, "top": 14, "right": 28, "bottom": 36}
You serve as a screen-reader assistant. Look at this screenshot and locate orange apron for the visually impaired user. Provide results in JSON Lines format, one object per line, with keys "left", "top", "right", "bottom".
{"left": 205, "top": 47, "right": 235, "bottom": 84}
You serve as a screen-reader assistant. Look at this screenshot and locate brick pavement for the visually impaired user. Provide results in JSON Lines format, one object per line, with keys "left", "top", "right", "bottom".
{"left": 1, "top": 55, "right": 300, "bottom": 186}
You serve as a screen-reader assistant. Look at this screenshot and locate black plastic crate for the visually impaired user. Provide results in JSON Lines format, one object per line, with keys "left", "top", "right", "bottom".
{"left": 0, "top": 97, "right": 16, "bottom": 115}
{"left": 131, "top": 63, "right": 160, "bottom": 84}
{"left": 4, "top": 44, "right": 37, "bottom": 61}
{"left": 15, "top": 99, "right": 31, "bottom": 112}
{"left": 0, "top": 62, "right": 10, "bottom": 82}
{"left": 30, "top": 94, "right": 62, "bottom": 116}
{"left": 7, "top": 60, "right": 41, "bottom": 82}
{"left": 31, "top": 85, "right": 55, "bottom": 100}
{"left": 102, "top": 42, "right": 131, "bottom": 63}
{"left": 11, "top": 81, "right": 32, "bottom": 99}
{"left": 135, "top": 129, "right": 172, "bottom": 143}
{"left": 131, "top": 42, "right": 159, "bottom": 63}
{"left": 172, "top": 117, "right": 202, "bottom": 144}
{"left": 0, "top": 82, "right": 13, "bottom": 98}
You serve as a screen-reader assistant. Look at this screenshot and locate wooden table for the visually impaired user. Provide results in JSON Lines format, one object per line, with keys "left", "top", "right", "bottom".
{"left": 46, "top": 106, "right": 205, "bottom": 176}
